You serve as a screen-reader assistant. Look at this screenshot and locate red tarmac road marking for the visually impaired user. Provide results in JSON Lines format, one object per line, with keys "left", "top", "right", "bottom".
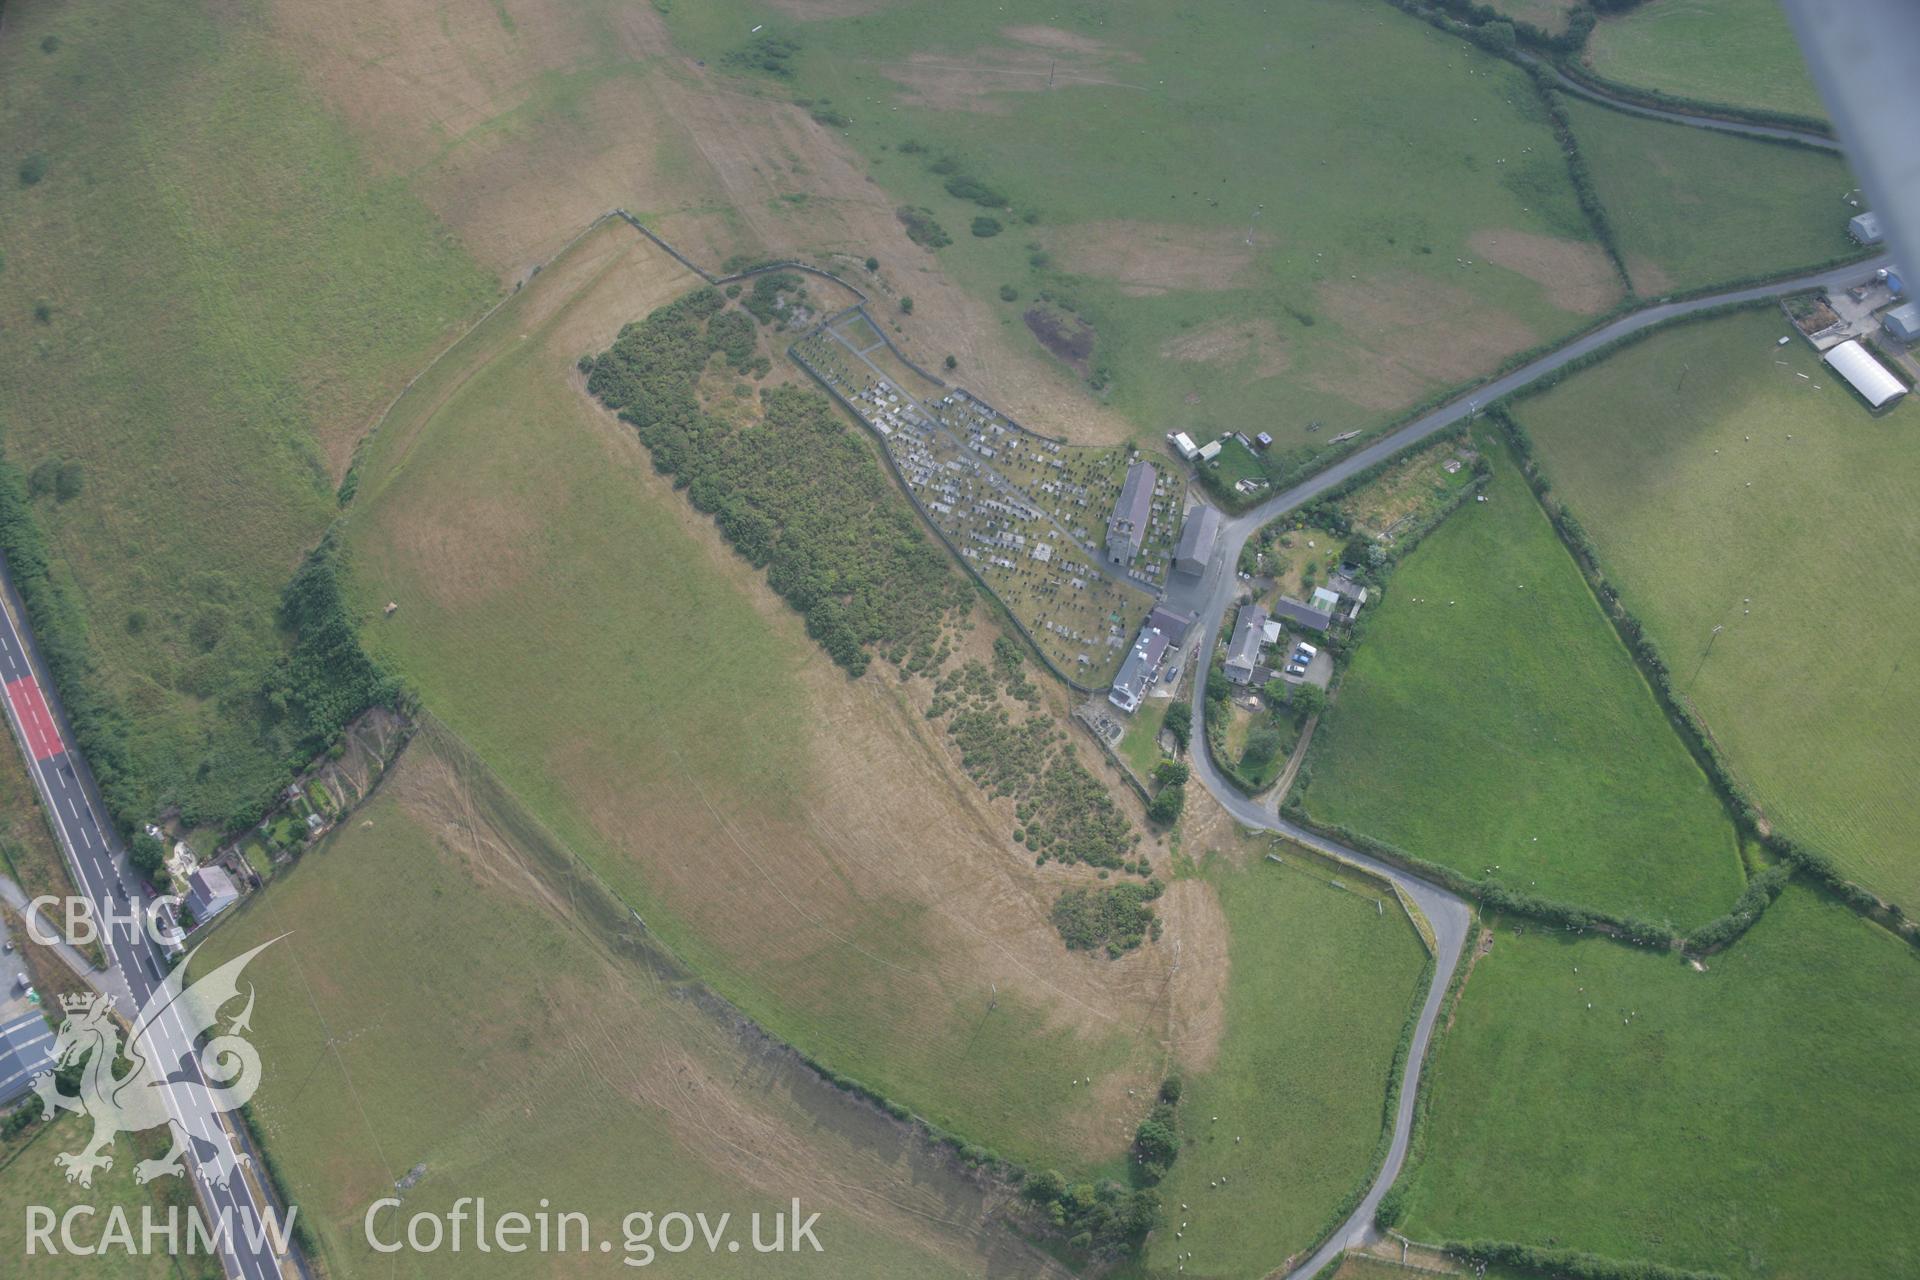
{"left": 5, "top": 675, "right": 64, "bottom": 762}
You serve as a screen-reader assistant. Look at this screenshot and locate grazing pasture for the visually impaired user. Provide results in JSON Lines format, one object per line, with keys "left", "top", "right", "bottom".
{"left": 1509, "top": 309, "right": 1920, "bottom": 910}
{"left": 1140, "top": 827, "right": 1429, "bottom": 1278}
{"left": 0, "top": 0, "right": 492, "bottom": 830}
{"left": 663, "top": 0, "right": 1613, "bottom": 456}
{"left": 344, "top": 221, "right": 1196, "bottom": 1168}
{"left": 1561, "top": 95, "right": 1856, "bottom": 294}
{"left": 1584, "top": 0, "right": 1827, "bottom": 124}
{"left": 1297, "top": 446, "right": 1742, "bottom": 927}
{"left": 194, "top": 727, "right": 1051, "bottom": 1280}
{"left": 1401, "top": 889, "right": 1920, "bottom": 1278}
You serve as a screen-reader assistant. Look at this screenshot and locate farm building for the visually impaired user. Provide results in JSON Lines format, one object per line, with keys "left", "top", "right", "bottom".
{"left": 1109, "top": 623, "right": 1172, "bottom": 713}
{"left": 0, "top": 1011, "right": 55, "bottom": 1105}
{"left": 1272, "top": 596, "right": 1336, "bottom": 633}
{"left": 1106, "top": 461, "right": 1158, "bottom": 567}
{"left": 185, "top": 866, "right": 240, "bottom": 926}
{"left": 1848, "top": 211, "right": 1883, "bottom": 245}
{"left": 1173, "top": 505, "right": 1222, "bottom": 577}
{"left": 1223, "top": 603, "right": 1271, "bottom": 684}
{"left": 1884, "top": 302, "right": 1920, "bottom": 345}
{"left": 1823, "top": 339, "right": 1906, "bottom": 409}
{"left": 1169, "top": 431, "right": 1200, "bottom": 460}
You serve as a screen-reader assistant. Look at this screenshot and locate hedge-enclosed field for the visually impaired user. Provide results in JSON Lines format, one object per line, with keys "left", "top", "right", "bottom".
{"left": 1562, "top": 95, "right": 1855, "bottom": 295}
{"left": 1508, "top": 308, "right": 1920, "bottom": 911}
{"left": 1402, "top": 888, "right": 1920, "bottom": 1278}
{"left": 1298, "top": 446, "right": 1742, "bottom": 927}
{"left": 1583, "top": 0, "right": 1827, "bottom": 125}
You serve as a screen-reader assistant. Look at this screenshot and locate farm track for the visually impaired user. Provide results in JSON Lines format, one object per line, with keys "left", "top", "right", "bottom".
{"left": 1528, "top": 55, "right": 1842, "bottom": 150}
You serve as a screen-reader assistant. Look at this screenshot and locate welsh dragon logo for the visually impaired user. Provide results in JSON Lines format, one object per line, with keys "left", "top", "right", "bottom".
{"left": 30, "top": 938, "right": 281, "bottom": 1189}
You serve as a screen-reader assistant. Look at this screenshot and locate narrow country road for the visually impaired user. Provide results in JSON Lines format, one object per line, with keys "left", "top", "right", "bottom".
{"left": 1171, "top": 250, "right": 1890, "bottom": 1279}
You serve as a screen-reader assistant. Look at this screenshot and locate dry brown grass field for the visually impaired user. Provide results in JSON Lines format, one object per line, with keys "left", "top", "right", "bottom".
{"left": 343, "top": 220, "right": 1215, "bottom": 1166}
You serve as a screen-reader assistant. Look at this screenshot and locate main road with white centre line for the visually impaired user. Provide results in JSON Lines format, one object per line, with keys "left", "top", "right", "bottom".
{"left": 0, "top": 560, "right": 298, "bottom": 1280}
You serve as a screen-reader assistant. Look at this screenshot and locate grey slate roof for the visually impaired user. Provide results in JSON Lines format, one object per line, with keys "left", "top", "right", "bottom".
{"left": 1146, "top": 605, "right": 1196, "bottom": 647}
{"left": 1223, "top": 604, "right": 1270, "bottom": 681}
{"left": 185, "top": 867, "right": 239, "bottom": 925}
{"left": 0, "top": 1011, "right": 55, "bottom": 1105}
{"left": 1172, "top": 506, "right": 1222, "bottom": 576}
{"left": 1109, "top": 626, "right": 1172, "bottom": 712}
{"left": 1271, "top": 597, "right": 1335, "bottom": 632}
{"left": 1106, "top": 462, "right": 1158, "bottom": 561}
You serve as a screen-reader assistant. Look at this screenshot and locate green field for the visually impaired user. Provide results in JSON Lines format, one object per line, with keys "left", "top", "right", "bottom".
{"left": 1584, "top": 0, "right": 1827, "bottom": 124}
{"left": 664, "top": 0, "right": 1615, "bottom": 455}
{"left": 1401, "top": 888, "right": 1920, "bottom": 1277}
{"left": 0, "top": 1112, "right": 220, "bottom": 1280}
{"left": 1298, "top": 446, "right": 1742, "bottom": 927}
{"left": 1141, "top": 845, "right": 1428, "bottom": 1277}
{"left": 1562, "top": 95, "right": 1856, "bottom": 295}
{"left": 343, "top": 222, "right": 1164, "bottom": 1169}
{"left": 0, "top": 0, "right": 491, "bottom": 831}
{"left": 0, "top": 728, "right": 76, "bottom": 909}
{"left": 1117, "top": 696, "right": 1174, "bottom": 780}
{"left": 1510, "top": 308, "right": 1920, "bottom": 909}
{"left": 194, "top": 727, "right": 1029, "bottom": 1280}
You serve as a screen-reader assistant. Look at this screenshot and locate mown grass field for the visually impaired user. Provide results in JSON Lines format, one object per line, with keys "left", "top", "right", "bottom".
{"left": 0, "top": 1112, "right": 221, "bottom": 1280}
{"left": 1298, "top": 445, "right": 1742, "bottom": 927}
{"left": 1584, "top": 0, "right": 1827, "bottom": 123}
{"left": 1562, "top": 96, "right": 1856, "bottom": 295}
{"left": 343, "top": 221, "right": 1171, "bottom": 1169}
{"left": 1139, "top": 841, "right": 1428, "bottom": 1278}
{"left": 1510, "top": 308, "right": 1920, "bottom": 910}
{"left": 1401, "top": 888, "right": 1920, "bottom": 1277}
{"left": 195, "top": 728, "right": 1036, "bottom": 1280}
{"left": 663, "top": 0, "right": 1618, "bottom": 455}
{"left": 0, "top": 0, "right": 492, "bottom": 830}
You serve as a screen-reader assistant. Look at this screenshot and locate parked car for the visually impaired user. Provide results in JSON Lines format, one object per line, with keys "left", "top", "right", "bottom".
{"left": 1286, "top": 663, "right": 1308, "bottom": 677}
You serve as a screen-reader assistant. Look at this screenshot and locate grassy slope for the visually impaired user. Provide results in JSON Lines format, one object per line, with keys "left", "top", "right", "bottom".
{"left": 1299, "top": 447, "right": 1742, "bottom": 927}
{"left": 1142, "top": 848, "right": 1427, "bottom": 1278}
{"left": 343, "top": 226, "right": 1152, "bottom": 1168}
{"left": 1563, "top": 95, "right": 1855, "bottom": 295}
{"left": 0, "top": 0, "right": 491, "bottom": 828}
{"left": 1511, "top": 308, "right": 1920, "bottom": 909}
{"left": 1584, "top": 0, "right": 1827, "bottom": 123}
{"left": 0, "top": 1113, "right": 220, "bottom": 1280}
{"left": 0, "top": 727, "right": 76, "bottom": 906}
{"left": 664, "top": 0, "right": 1605, "bottom": 451}
{"left": 1403, "top": 889, "right": 1920, "bottom": 1277}
{"left": 193, "top": 732, "right": 1012, "bottom": 1280}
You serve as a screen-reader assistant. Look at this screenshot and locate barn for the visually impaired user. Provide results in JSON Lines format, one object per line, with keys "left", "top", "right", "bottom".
{"left": 1883, "top": 302, "right": 1920, "bottom": 345}
{"left": 1823, "top": 340, "right": 1906, "bottom": 409}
